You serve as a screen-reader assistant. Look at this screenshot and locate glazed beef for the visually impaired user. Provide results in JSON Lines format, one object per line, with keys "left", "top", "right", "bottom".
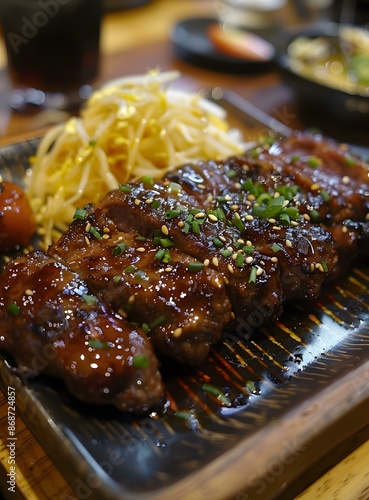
{"left": 1, "top": 131, "right": 368, "bottom": 412}
{"left": 51, "top": 210, "right": 233, "bottom": 365}
{"left": 0, "top": 251, "right": 164, "bottom": 412}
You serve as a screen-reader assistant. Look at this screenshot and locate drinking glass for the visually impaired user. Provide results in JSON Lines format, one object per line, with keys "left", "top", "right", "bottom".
{"left": 0, "top": 0, "right": 103, "bottom": 112}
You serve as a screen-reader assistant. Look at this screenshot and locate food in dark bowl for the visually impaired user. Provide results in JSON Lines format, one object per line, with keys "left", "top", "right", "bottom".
{"left": 278, "top": 23, "right": 369, "bottom": 125}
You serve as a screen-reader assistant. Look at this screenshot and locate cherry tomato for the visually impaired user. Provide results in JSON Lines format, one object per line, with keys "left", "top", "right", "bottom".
{"left": 0, "top": 180, "right": 36, "bottom": 252}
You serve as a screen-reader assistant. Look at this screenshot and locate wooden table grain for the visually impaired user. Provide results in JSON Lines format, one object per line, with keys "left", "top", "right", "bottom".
{"left": 0, "top": 1, "right": 369, "bottom": 499}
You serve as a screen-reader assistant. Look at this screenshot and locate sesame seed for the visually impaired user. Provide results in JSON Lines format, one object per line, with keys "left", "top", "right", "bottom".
{"left": 208, "top": 214, "right": 218, "bottom": 222}
{"left": 234, "top": 182, "right": 241, "bottom": 189}
{"left": 342, "top": 226, "right": 348, "bottom": 233}
{"left": 134, "top": 198, "right": 141, "bottom": 206}
{"left": 165, "top": 266, "right": 173, "bottom": 272}
{"left": 84, "top": 236, "right": 91, "bottom": 245}
{"left": 366, "top": 213, "right": 369, "bottom": 221}
{"left": 342, "top": 176, "right": 350, "bottom": 184}
{"left": 227, "top": 263, "right": 234, "bottom": 274}
{"left": 161, "top": 225, "right": 169, "bottom": 235}
{"left": 206, "top": 194, "right": 214, "bottom": 203}
{"left": 242, "top": 164, "right": 249, "bottom": 171}
{"left": 145, "top": 198, "right": 153, "bottom": 204}
{"left": 311, "top": 183, "right": 320, "bottom": 191}
{"left": 219, "top": 236, "right": 226, "bottom": 242}
{"left": 225, "top": 195, "right": 232, "bottom": 201}
{"left": 271, "top": 256, "right": 278, "bottom": 263}
{"left": 85, "top": 222, "right": 91, "bottom": 232}
{"left": 303, "top": 213, "right": 311, "bottom": 221}
{"left": 212, "top": 256, "right": 219, "bottom": 267}
{"left": 25, "top": 289, "right": 34, "bottom": 296}
{"left": 268, "top": 218, "right": 276, "bottom": 224}
{"left": 310, "top": 263, "right": 315, "bottom": 272}
{"left": 256, "top": 267, "right": 264, "bottom": 276}
{"left": 245, "top": 256, "right": 254, "bottom": 264}
{"left": 195, "top": 212, "right": 205, "bottom": 219}
{"left": 128, "top": 295, "right": 135, "bottom": 304}
{"left": 223, "top": 276, "right": 229, "bottom": 285}
{"left": 273, "top": 226, "right": 281, "bottom": 231}
{"left": 291, "top": 221, "right": 299, "bottom": 227}
{"left": 247, "top": 194, "right": 256, "bottom": 201}
{"left": 136, "top": 247, "right": 145, "bottom": 253}
{"left": 274, "top": 192, "right": 280, "bottom": 198}
{"left": 238, "top": 239, "right": 245, "bottom": 244}
{"left": 286, "top": 239, "right": 292, "bottom": 248}
{"left": 203, "top": 258, "right": 210, "bottom": 267}
{"left": 173, "top": 327, "right": 183, "bottom": 338}
{"left": 103, "top": 227, "right": 110, "bottom": 234}
{"left": 198, "top": 184, "right": 205, "bottom": 189}
{"left": 178, "top": 220, "right": 184, "bottom": 227}
{"left": 230, "top": 204, "right": 239, "bottom": 211}
{"left": 102, "top": 234, "right": 110, "bottom": 240}
{"left": 231, "top": 253, "right": 238, "bottom": 260}
{"left": 245, "top": 215, "right": 254, "bottom": 221}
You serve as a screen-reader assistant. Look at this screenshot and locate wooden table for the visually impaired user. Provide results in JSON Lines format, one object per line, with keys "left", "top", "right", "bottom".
{"left": 0, "top": 1, "right": 369, "bottom": 499}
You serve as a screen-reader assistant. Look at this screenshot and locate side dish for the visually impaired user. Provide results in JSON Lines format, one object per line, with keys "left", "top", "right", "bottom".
{"left": 27, "top": 71, "right": 245, "bottom": 247}
{"left": 0, "top": 180, "right": 35, "bottom": 252}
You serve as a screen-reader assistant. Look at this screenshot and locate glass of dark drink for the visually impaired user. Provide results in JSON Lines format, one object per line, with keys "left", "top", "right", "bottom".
{"left": 0, "top": 0, "right": 102, "bottom": 112}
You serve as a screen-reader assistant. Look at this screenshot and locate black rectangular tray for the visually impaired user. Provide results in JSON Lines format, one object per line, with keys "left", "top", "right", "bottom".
{"left": 0, "top": 135, "right": 369, "bottom": 500}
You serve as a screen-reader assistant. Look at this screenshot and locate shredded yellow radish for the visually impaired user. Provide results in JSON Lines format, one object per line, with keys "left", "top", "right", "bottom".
{"left": 27, "top": 70, "right": 245, "bottom": 247}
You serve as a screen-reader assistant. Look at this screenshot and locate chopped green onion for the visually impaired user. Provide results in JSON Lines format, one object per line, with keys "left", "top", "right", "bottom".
{"left": 320, "top": 189, "right": 330, "bottom": 202}
{"left": 124, "top": 265, "right": 137, "bottom": 274}
{"left": 307, "top": 156, "right": 321, "bottom": 168}
{"left": 272, "top": 243, "right": 282, "bottom": 252}
{"left": 89, "top": 226, "right": 102, "bottom": 239}
{"left": 248, "top": 267, "right": 257, "bottom": 283}
{"left": 213, "top": 237, "right": 223, "bottom": 248}
{"left": 149, "top": 315, "right": 167, "bottom": 329}
{"left": 88, "top": 338, "right": 112, "bottom": 349}
{"left": 132, "top": 354, "right": 149, "bottom": 368}
{"left": 187, "top": 262, "right": 205, "bottom": 272}
{"left": 232, "top": 215, "right": 245, "bottom": 233}
{"left": 7, "top": 303, "right": 20, "bottom": 316}
{"left": 226, "top": 169, "right": 237, "bottom": 179}
{"left": 88, "top": 138, "right": 97, "bottom": 147}
{"left": 202, "top": 383, "right": 231, "bottom": 407}
{"left": 220, "top": 248, "right": 233, "bottom": 258}
{"left": 113, "top": 275, "right": 121, "bottom": 284}
{"left": 235, "top": 253, "right": 245, "bottom": 268}
{"left": 151, "top": 199, "right": 161, "bottom": 210}
{"left": 244, "top": 245, "right": 255, "bottom": 254}
{"left": 119, "top": 184, "right": 132, "bottom": 193}
{"left": 112, "top": 243, "right": 127, "bottom": 256}
{"left": 159, "top": 238, "right": 173, "bottom": 248}
{"left": 82, "top": 294, "right": 98, "bottom": 305}
{"left": 73, "top": 207, "right": 88, "bottom": 220}
{"left": 142, "top": 323, "right": 151, "bottom": 334}
{"left": 166, "top": 182, "right": 182, "bottom": 193}
{"left": 165, "top": 209, "right": 182, "bottom": 220}
{"left": 142, "top": 176, "right": 154, "bottom": 187}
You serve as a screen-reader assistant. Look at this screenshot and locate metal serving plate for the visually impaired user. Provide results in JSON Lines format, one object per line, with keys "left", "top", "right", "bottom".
{"left": 0, "top": 135, "right": 369, "bottom": 500}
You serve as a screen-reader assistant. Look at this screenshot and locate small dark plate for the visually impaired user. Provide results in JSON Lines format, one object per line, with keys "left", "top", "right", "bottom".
{"left": 170, "top": 17, "right": 276, "bottom": 74}
{"left": 277, "top": 22, "right": 369, "bottom": 126}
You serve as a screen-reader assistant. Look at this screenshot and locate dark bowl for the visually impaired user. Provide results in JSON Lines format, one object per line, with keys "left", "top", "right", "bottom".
{"left": 277, "top": 22, "right": 369, "bottom": 131}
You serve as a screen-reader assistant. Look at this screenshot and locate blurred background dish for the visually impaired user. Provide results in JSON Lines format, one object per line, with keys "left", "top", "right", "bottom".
{"left": 170, "top": 17, "right": 277, "bottom": 73}
{"left": 277, "top": 22, "right": 369, "bottom": 140}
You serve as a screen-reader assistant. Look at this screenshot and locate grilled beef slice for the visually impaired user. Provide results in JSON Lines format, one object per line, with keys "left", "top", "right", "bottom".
{"left": 50, "top": 210, "right": 233, "bottom": 365}
{"left": 0, "top": 251, "right": 164, "bottom": 412}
